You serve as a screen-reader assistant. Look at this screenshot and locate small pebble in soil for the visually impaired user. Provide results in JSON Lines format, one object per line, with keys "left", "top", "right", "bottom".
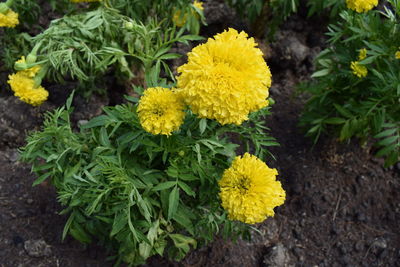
{"left": 24, "top": 239, "right": 52, "bottom": 257}
{"left": 263, "top": 243, "right": 291, "bottom": 267}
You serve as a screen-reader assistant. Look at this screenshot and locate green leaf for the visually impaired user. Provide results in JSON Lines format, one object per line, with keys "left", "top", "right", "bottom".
{"left": 324, "top": 117, "right": 346, "bottom": 124}
{"left": 66, "top": 90, "right": 75, "bottom": 110}
{"left": 99, "top": 127, "right": 111, "bottom": 147}
{"left": 340, "top": 121, "right": 351, "bottom": 141}
{"left": 168, "top": 187, "right": 179, "bottom": 220}
{"left": 32, "top": 172, "right": 52, "bottom": 186}
{"left": 376, "top": 135, "right": 398, "bottom": 147}
{"left": 199, "top": 118, "right": 207, "bottom": 135}
{"left": 311, "top": 68, "right": 330, "bottom": 78}
{"left": 111, "top": 212, "right": 127, "bottom": 237}
{"left": 70, "top": 221, "right": 92, "bottom": 244}
{"left": 178, "top": 181, "right": 195, "bottom": 197}
{"left": 333, "top": 104, "right": 353, "bottom": 118}
{"left": 376, "top": 143, "right": 397, "bottom": 157}
{"left": 153, "top": 181, "right": 176, "bottom": 191}
{"left": 374, "top": 128, "right": 397, "bottom": 139}
{"left": 81, "top": 115, "right": 110, "bottom": 129}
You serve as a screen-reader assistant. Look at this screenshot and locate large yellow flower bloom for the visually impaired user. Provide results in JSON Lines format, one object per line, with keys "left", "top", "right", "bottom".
{"left": 8, "top": 72, "right": 49, "bottom": 106}
{"left": 176, "top": 28, "right": 272, "bottom": 125}
{"left": 219, "top": 153, "right": 285, "bottom": 224}
{"left": 0, "top": 9, "right": 19, "bottom": 28}
{"left": 137, "top": 87, "right": 186, "bottom": 136}
{"left": 346, "top": 0, "right": 378, "bottom": 13}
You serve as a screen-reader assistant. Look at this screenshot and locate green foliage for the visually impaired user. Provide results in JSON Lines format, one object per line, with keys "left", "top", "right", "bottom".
{"left": 300, "top": 1, "right": 400, "bottom": 166}
{"left": 20, "top": 93, "right": 277, "bottom": 265}
{"left": 24, "top": 6, "right": 200, "bottom": 95}
{"left": 110, "top": 0, "right": 205, "bottom": 35}
{"left": 225, "top": 0, "right": 298, "bottom": 38}
{"left": 306, "top": 0, "right": 345, "bottom": 18}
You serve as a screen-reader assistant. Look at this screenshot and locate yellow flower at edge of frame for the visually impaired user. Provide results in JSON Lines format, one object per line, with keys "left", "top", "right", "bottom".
{"left": 0, "top": 9, "right": 19, "bottom": 28}
{"left": 346, "top": 0, "right": 378, "bottom": 13}
{"left": 395, "top": 50, "right": 400, "bottom": 59}
{"left": 8, "top": 72, "right": 49, "bottom": 106}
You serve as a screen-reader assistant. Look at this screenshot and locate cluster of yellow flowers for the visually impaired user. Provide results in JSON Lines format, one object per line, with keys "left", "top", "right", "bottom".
{"left": 137, "top": 28, "right": 272, "bottom": 135}
{"left": 0, "top": 9, "right": 18, "bottom": 27}
{"left": 7, "top": 57, "right": 48, "bottom": 106}
{"left": 219, "top": 153, "right": 286, "bottom": 224}
{"left": 137, "top": 87, "right": 185, "bottom": 136}
{"left": 177, "top": 28, "right": 272, "bottom": 125}
{"left": 350, "top": 48, "right": 368, "bottom": 78}
{"left": 346, "top": 0, "right": 378, "bottom": 13}
{"left": 172, "top": 0, "right": 203, "bottom": 27}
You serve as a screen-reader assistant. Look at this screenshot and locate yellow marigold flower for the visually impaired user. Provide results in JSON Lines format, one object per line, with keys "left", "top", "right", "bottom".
{"left": 8, "top": 72, "right": 49, "bottom": 106}
{"left": 346, "top": 0, "right": 378, "bottom": 13}
{"left": 137, "top": 87, "right": 186, "bottom": 136}
{"left": 0, "top": 9, "right": 19, "bottom": 28}
{"left": 173, "top": 1, "right": 203, "bottom": 27}
{"left": 193, "top": 0, "right": 204, "bottom": 10}
{"left": 358, "top": 48, "right": 367, "bottom": 60}
{"left": 350, "top": 61, "right": 368, "bottom": 78}
{"left": 395, "top": 50, "right": 400, "bottom": 59}
{"left": 15, "top": 56, "right": 41, "bottom": 78}
{"left": 176, "top": 28, "right": 272, "bottom": 125}
{"left": 219, "top": 153, "right": 285, "bottom": 224}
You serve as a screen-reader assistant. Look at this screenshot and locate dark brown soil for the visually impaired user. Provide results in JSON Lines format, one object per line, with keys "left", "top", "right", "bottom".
{"left": 0, "top": 1, "right": 399, "bottom": 267}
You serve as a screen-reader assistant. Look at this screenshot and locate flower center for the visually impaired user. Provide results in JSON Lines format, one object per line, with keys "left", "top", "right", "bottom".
{"left": 152, "top": 107, "right": 164, "bottom": 117}
{"left": 236, "top": 176, "right": 251, "bottom": 194}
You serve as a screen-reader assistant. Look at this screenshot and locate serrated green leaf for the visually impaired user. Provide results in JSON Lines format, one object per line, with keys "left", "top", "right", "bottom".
{"left": 168, "top": 187, "right": 179, "bottom": 220}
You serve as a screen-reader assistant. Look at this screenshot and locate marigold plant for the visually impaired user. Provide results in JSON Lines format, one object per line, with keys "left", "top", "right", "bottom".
{"left": 300, "top": 0, "right": 400, "bottom": 166}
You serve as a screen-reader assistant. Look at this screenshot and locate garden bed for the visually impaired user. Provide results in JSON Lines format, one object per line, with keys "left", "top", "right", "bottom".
{"left": 0, "top": 1, "right": 399, "bottom": 266}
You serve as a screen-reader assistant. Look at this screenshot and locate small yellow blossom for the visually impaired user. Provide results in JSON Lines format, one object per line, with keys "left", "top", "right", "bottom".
{"left": 346, "top": 0, "right": 378, "bottom": 13}
{"left": 15, "top": 56, "right": 41, "bottom": 78}
{"left": 176, "top": 28, "right": 272, "bottom": 125}
{"left": 219, "top": 153, "right": 286, "bottom": 224}
{"left": 350, "top": 61, "right": 368, "bottom": 78}
{"left": 173, "top": 1, "right": 203, "bottom": 27}
{"left": 137, "top": 87, "right": 186, "bottom": 136}
{"left": 8, "top": 72, "right": 49, "bottom": 106}
{"left": 358, "top": 48, "right": 367, "bottom": 60}
{"left": 193, "top": 0, "right": 203, "bottom": 10}
{"left": 0, "top": 9, "right": 19, "bottom": 28}
{"left": 395, "top": 50, "right": 400, "bottom": 59}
